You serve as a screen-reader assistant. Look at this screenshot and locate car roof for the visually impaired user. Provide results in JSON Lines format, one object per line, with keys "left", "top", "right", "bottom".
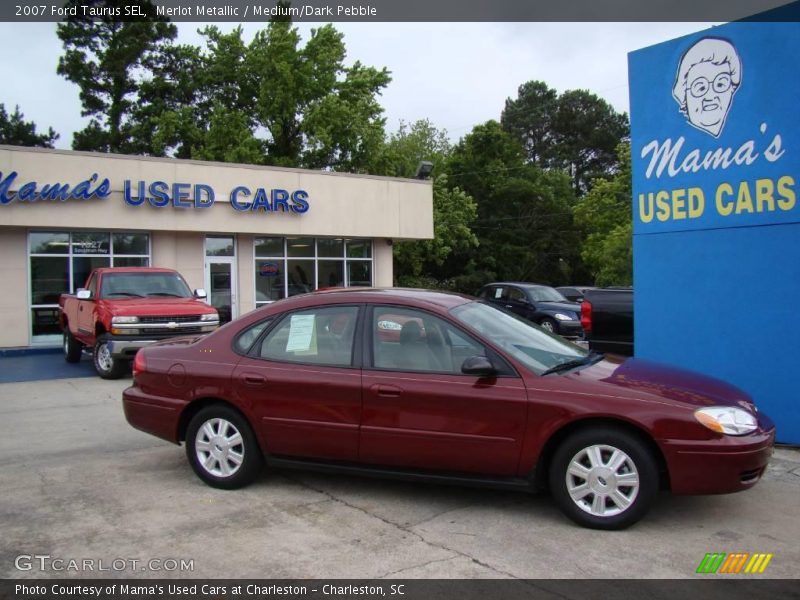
{"left": 274, "top": 287, "right": 475, "bottom": 311}
{"left": 482, "top": 282, "right": 554, "bottom": 289}
{"left": 96, "top": 267, "right": 178, "bottom": 274}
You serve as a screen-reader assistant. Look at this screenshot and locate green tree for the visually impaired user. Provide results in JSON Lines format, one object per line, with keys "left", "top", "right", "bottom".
{"left": 573, "top": 142, "right": 632, "bottom": 285}
{"left": 148, "top": 20, "right": 391, "bottom": 171}
{"left": 371, "top": 119, "right": 451, "bottom": 178}
{"left": 445, "top": 121, "right": 582, "bottom": 290}
{"left": 502, "top": 81, "right": 629, "bottom": 194}
{"left": 0, "top": 104, "right": 59, "bottom": 147}
{"left": 393, "top": 175, "right": 479, "bottom": 286}
{"left": 57, "top": 0, "right": 176, "bottom": 153}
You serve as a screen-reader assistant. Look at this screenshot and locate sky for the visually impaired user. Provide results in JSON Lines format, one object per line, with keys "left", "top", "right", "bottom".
{"left": 0, "top": 21, "right": 717, "bottom": 149}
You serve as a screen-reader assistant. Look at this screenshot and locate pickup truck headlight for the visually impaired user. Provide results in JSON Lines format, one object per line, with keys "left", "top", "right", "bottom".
{"left": 111, "top": 316, "right": 140, "bottom": 324}
{"left": 200, "top": 313, "right": 219, "bottom": 322}
{"left": 553, "top": 312, "right": 576, "bottom": 321}
{"left": 694, "top": 407, "right": 758, "bottom": 436}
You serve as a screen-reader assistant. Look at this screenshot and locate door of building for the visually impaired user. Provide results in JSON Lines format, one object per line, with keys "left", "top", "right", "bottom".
{"left": 205, "top": 236, "right": 237, "bottom": 324}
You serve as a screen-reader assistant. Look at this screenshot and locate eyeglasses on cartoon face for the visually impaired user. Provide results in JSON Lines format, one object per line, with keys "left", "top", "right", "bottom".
{"left": 689, "top": 73, "right": 733, "bottom": 98}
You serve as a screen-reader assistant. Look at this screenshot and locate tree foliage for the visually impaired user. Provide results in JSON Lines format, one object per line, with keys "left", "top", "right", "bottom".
{"left": 145, "top": 21, "right": 390, "bottom": 170}
{"left": 56, "top": 0, "right": 176, "bottom": 153}
{"left": 573, "top": 142, "right": 632, "bottom": 285}
{"left": 0, "top": 104, "right": 59, "bottom": 147}
{"left": 501, "top": 81, "right": 629, "bottom": 194}
{"left": 444, "top": 121, "right": 582, "bottom": 290}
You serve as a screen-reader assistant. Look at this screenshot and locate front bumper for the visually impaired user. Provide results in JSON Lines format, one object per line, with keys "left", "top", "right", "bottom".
{"left": 106, "top": 329, "right": 215, "bottom": 358}
{"left": 661, "top": 419, "right": 775, "bottom": 495}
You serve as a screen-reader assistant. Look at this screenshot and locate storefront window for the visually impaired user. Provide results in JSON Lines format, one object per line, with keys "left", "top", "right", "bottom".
{"left": 28, "top": 230, "right": 150, "bottom": 343}
{"left": 206, "top": 236, "right": 234, "bottom": 257}
{"left": 254, "top": 237, "right": 373, "bottom": 307}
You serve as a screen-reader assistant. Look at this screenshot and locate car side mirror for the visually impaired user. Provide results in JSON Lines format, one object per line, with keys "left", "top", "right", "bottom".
{"left": 194, "top": 288, "right": 207, "bottom": 299}
{"left": 76, "top": 289, "right": 92, "bottom": 300}
{"left": 461, "top": 355, "right": 496, "bottom": 377}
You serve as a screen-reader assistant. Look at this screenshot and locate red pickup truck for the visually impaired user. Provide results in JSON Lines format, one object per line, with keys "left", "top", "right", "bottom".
{"left": 59, "top": 267, "right": 219, "bottom": 379}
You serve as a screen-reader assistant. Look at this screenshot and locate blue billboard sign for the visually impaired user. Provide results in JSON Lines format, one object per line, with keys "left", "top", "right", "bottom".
{"left": 630, "top": 22, "right": 800, "bottom": 443}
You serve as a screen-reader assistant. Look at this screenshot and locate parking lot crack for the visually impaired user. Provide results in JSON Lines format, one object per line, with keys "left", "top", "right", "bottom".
{"left": 376, "top": 556, "right": 459, "bottom": 578}
{"left": 284, "top": 475, "right": 520, "bottom": 579}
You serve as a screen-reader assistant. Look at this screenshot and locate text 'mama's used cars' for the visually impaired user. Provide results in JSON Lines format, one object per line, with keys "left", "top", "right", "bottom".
{"left": 123, "top": 289, "right": 774, "bottom": 530}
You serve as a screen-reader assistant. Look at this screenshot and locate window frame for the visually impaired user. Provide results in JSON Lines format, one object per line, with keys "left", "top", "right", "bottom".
{"left": 364, "top": 304, "right": 518, "bottom": 377}
{"left": 245, "top": 304, "right": 365, "bottom": 370}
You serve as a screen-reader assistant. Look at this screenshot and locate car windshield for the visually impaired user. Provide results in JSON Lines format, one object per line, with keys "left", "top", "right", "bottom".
{"left": 529, "top": 286, "right": 568, "bottom": 302}
{"left": 101, "top": 272, "right": 193, "bottom": 299}
{"left": 450, "top": 301, "right": 589, "bottom": 375}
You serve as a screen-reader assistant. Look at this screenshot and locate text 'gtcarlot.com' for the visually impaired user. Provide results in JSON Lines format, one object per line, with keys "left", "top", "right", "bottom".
{"left": 14, "top": 554, "right": 194, "bottom": 573}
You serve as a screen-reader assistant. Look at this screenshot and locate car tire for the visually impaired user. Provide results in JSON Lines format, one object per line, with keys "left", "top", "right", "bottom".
{"left": 549, "top": 426, "right": 658, "bottom": 530}
{"left": 539, "top": 317, "right": 557, "bottom": 334}
{"left": 93, "top": 334, "right": 127, "bottom": 379}
{"left": 63, "top": 329, "right": 83, "bottom": 363}
{"left": 186, "top": 405, "right": 263, "bottom": 490}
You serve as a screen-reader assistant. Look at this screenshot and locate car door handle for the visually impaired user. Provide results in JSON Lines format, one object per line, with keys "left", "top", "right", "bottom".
{"left": 505, "top": 304, "right": 513, "bottom": 308}
{"left": 371, "top": 384, "right": 402, "bottom": 398}
{"left": 241, "top": 374, "right": 266, "bottom": 387}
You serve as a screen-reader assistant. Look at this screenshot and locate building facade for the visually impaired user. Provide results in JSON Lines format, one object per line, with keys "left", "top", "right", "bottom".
{"left": 0, "top": 146, "right": 433, "bottom": 349}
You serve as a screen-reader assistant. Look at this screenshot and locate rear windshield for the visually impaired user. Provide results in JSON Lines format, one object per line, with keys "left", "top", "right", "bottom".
{"left": 100, "top": 272, "right": 193, "bottom": 299}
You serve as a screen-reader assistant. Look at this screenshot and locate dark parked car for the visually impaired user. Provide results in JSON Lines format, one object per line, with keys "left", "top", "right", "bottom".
{"left": 123, "top": 288, "right": 774, "bottom": 530}
{"left": 581, "top": 288, "right": 634, "bottom": 356}
{"left": 556, "top": 286, "right": 597, "bottom": 303}
{"left": 477, "top": 282, "right": 582, "bottom": 337}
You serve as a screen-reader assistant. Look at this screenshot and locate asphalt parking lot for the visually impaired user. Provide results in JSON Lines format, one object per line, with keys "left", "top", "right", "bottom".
{"left": 1, "top": 375, "right": 799, "bottom": 580}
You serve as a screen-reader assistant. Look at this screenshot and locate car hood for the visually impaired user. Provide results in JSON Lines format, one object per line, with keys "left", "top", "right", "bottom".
{"left": 108, "top": 298, "right": 217, "bottom": 317}
{"left": 564, "top": 357, "right": 755, "bottom": 410}
{"left": 537, "top": 301, "right": 581, "bottom": 313}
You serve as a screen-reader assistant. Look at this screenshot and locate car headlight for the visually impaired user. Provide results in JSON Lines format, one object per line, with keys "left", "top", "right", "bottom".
{"left": 111, "top": 316, "right": 139, "bottom": 324}
{"left": 200, "top": 313, "right": 219, "bottom": 322}
{"left": 553, "top": 312, "right": 576, "bottom": 321}
{"left": 694, "top": 407, "right": 758, "bottom": 436}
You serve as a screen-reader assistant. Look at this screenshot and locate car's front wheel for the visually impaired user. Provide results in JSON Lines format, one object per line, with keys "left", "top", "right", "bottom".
{"left": 549, "top": 427, "right": 658, "bottom": 530}
{"left": 186, "top": 405, "right": 263, "bottom": 489}
{"left": 539, "top": 317, "right": 557, "bottom": 333}
{"left": 93, "top": 334, "right": 127, "bottom": 379}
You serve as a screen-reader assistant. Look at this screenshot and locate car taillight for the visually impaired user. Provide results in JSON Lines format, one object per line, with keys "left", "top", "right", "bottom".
{"left": 132, "top": 350, "right": 146, "bottom": 380}
{"left": 580, "top": 300, "right": 592, "bottom": 333}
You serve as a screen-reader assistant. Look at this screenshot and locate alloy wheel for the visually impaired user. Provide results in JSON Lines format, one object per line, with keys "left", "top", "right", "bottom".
{"left": 565, "top": 444, "right": 640, "bottom": 517}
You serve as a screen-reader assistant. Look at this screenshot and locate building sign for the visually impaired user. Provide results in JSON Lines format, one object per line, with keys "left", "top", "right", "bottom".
{"left": 629, "top": 22, "right": 800, "bottom": 444}
{"left": 0, "top": 172, "right": 111, "bottom": 204}
{"left": 0, "top": 173, "right": 310, "bottom": 214}
{"left": 630, "top": 23, "right": 798, "bottom": 235}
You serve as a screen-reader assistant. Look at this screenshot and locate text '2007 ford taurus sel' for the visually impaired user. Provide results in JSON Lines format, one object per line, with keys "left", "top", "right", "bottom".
{"left": 123, "top": 289, "right": 774, "bottom": 529}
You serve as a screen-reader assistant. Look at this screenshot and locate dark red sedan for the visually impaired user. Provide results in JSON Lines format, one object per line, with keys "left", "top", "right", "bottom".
{"left": 123, "top": 289, "right": 774, "bottom": 529}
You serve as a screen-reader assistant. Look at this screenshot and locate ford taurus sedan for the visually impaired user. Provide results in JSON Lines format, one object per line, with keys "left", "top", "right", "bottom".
{"left": 123, "top": 288, "right": 774, "bottom": 529}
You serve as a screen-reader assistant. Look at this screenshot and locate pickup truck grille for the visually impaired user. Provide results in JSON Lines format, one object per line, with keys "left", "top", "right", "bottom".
{"left": 139, "top": 315, "right": 202, "bottom": 324}
{"left": 149, "top": 326, "right": 204, "bottom": 335}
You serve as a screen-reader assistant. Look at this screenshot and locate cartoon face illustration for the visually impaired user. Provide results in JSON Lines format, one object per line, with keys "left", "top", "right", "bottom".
{"left": 672, "top": 37, "right": 741, "bottom": 138}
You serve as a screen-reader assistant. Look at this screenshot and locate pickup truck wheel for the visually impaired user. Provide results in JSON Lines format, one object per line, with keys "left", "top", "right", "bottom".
{"left": 186, "top": 405, "right": 263, "bottom": 489}
{"left": 549, "top": 427, "right": 658, "bottom": 530}
{"left": 93, "top": 335, "right": 127, "bottom": 379}
{"left": 63, "top": 329, "right": 83, "bottom": 363}
{"left": 539, "top": 317, "right": 557, "bottom": 333}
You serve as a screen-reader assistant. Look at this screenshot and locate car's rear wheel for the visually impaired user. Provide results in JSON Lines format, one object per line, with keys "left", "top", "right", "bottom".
{"left": 549, "top": 427, "right": 658, "bottom": 530}
{"left": 63, "top": 329, "right": 83, "bottom": 363}
{"left": 93, "top": 334, "right": 127, "bottom": 379}
{"left": 186, "top": 405, "right": 263, "bottom": 489}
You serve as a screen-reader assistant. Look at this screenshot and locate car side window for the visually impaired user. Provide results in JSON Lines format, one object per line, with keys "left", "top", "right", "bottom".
{"left": 86, "top": 274, "right": 97, "bottom": 298}
{"left": 372, "top": 306, "right": 486, "bottom": 374}
{"left": 508, "top": 287, "right": 527, "bottom": 303}
{"left": 234, "top": 318, "right": 274, "bottom": 355}
{"left": 256, "top": 306, "right": 359, "bottom": 367}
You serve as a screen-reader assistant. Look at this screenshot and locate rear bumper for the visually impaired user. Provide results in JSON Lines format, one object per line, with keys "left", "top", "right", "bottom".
{"left": 122, "top": 385, "right": 184, "bottom": 444}
{"left": 661, "top": 425, "right": 775, "bottom": 495}
{"left": 556, "top": 321, "right": 583, "bottom": 338}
